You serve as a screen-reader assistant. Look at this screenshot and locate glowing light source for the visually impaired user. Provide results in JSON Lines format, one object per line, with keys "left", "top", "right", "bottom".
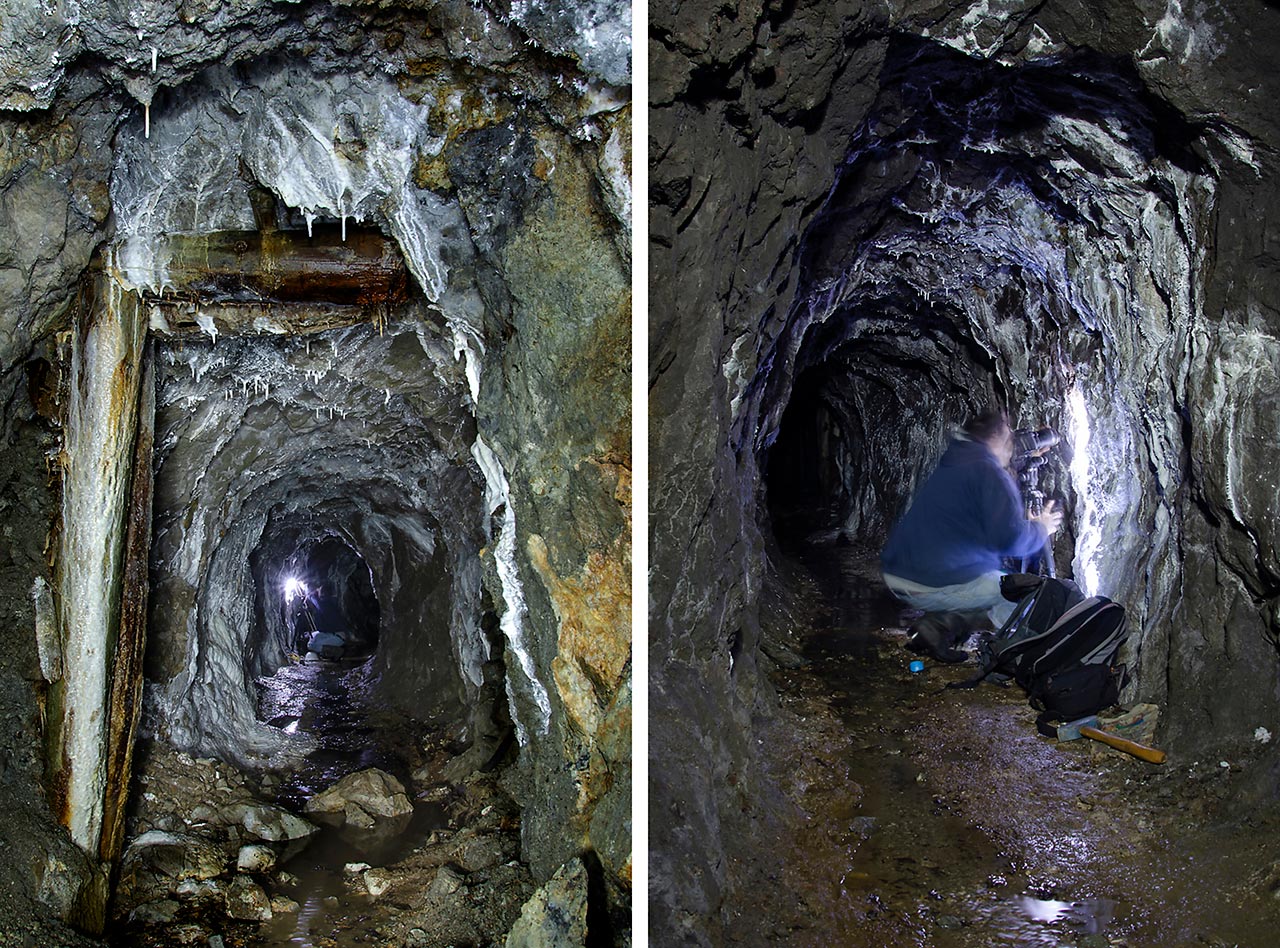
{"left": 1066, "top": 382, "right": 1100, "bottom": 596}
{"left": 283, "top": 576, "right": 308, "bottom": 600}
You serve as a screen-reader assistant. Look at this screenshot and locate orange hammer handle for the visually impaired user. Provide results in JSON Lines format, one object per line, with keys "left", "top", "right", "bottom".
{"left": 1080, "top": 726, "right": 1167, "bottom": 764}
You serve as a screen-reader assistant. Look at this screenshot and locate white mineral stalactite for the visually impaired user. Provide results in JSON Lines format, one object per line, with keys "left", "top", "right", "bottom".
{"left": 56, "top": 275, "right": 147, "bottom": 856}
{"left": 471, "top": 435, "right": 551, "bottom": 744}
{"left": 195, "top": 310, "right": 218, "bottom": 344}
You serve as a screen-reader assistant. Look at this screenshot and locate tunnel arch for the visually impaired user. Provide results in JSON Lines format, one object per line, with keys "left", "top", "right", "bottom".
{"left": 147, "top": 316, "right": 489, "bottom": 767}
{"left": 753, "top": 36, "right": 1212, "bottom": 620}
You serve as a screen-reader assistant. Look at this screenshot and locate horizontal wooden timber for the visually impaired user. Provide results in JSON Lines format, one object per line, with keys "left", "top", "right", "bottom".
{"left": 124, "top": 224, "right": 411, "bottom": 305}
{"left": 145, "top": 299, "right": 392, "bottom": 338}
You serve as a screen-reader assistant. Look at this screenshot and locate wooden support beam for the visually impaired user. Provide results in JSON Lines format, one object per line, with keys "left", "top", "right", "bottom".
{"left": 147, "top": 226, "right": 410, "bottom": 308}
{"left": 99, "top": 343, "right": 154, "bottom": 868}
{"left": 48, "top": 275, "right": 148, "bottom": 932}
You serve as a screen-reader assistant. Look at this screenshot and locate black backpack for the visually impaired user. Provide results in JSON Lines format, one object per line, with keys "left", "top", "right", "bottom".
{"left": 953, "top": 577, "right": 1130, "bottom": 735}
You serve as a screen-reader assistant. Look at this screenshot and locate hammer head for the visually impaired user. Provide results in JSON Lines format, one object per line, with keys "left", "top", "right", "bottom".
{"left": 1056, "top": 716, "right": 1100, "bottom": 741}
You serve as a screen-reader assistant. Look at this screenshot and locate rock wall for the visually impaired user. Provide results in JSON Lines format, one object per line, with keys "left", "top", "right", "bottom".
{"left": 651, "top": 0, "right": 1280, "bottom": 943}
{"left": 0, "top": 0, "right": 630, "bottom": 937}
{"left": 480, "top": 129, "right": 632, "bottom": 916}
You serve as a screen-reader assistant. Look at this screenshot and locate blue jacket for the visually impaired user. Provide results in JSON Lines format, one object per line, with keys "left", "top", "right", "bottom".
{"left": 880, "top": 438, "right": 1047, "bottom": 587}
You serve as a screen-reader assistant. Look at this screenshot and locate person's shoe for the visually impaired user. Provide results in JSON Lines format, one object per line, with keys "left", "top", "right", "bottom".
{"left": 905, "top": 613, "right": 969, "bottom": 664}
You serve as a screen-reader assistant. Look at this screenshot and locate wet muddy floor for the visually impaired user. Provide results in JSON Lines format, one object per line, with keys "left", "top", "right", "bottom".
{"left": 111, "top": 655, "right": 530, "bottom": 948}
{"left": 735, "top": 543, "right": 1280, "bottom": 948}
{"left": 255, "top": 659, "right": 445, "bottom": 948}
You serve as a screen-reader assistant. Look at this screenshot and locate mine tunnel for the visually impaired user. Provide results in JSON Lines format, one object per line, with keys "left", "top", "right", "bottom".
{"left": 259, "top": 535, "right": 382, "bottom": 666}
{"left": 652, "top": 5, "right": 1280, "bottom": 947}
{"left": 0, "top": 2, "right": 631, "bottom": 946}
{"left": 761, "top": 38, "right": 1194, "bottom": 574}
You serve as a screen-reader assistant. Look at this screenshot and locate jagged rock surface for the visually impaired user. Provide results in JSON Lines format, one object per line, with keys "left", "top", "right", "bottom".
{"left": 0, "top": 0, "right": 630, "bottom": 940}
{"left": 503, "top": 856, "right": 589, "bottom": 948}
{"left": 651, "top": 0, "right": 1280, "bottom": 944}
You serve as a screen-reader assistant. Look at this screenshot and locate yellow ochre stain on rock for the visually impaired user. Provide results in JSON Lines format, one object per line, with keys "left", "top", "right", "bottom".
{"left": 526, "top": 494, "right": 630, "bottom": 740}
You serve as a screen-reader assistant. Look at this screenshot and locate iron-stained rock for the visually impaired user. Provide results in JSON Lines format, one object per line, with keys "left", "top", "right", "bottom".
{"left": 503, "top": 857, "right": 589, "bottom": 948}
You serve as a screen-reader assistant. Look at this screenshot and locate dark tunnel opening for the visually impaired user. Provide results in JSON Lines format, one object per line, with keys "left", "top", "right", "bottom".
{"left": 253, "top": 534, "right": 382, "bottom": 672}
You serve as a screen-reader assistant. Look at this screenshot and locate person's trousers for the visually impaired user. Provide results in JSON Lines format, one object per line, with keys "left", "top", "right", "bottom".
{"left": 882, "top": 570, "right": 1015, "bottom": 627}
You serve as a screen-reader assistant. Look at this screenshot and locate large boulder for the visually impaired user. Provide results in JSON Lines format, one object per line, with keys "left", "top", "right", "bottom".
{"left": 114, "top": 831, "right": 227, "bottom": 915}
{"left": 305, "top": 768, "right": 414, "bottom": 827}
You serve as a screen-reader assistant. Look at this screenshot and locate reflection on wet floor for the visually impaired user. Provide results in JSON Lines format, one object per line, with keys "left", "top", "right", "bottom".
{"left": 762, "top": 541, "right": 1280, "bottom": 948}
{"left": 774, "top": 544, "right": 1129, "bottom": 946}
{"left": 255, "top": 659, "right": 440, "bottom": 947}
{"left": 257, "top": 659, "right": 406, "bottom": 808}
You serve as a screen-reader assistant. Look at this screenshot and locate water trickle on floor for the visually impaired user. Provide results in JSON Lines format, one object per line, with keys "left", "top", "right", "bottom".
{"left": 255, "top": 658, "right": 445, "bottom": 947}
{"left": 257, "top": 659, "right": 412, "bottom": 807}
{"left": 741, "top": 541, "right": 1280, "bottom": 947}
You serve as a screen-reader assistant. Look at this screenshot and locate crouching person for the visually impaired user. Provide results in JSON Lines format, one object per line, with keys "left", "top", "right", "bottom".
{"left": 880, "top": 408, "right": 1062, "bottom": 662}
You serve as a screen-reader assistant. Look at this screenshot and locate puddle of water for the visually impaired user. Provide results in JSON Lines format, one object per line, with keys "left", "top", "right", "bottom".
{"left": 253, "top": 656, "right": 439, "bottom": 946}
{"left": 258, "top": 801, "right": 447, "bottom": 947}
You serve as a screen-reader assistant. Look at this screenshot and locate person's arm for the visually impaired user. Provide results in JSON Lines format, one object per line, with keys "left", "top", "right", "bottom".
{"left": 982, "top": 465, "right": 1049, "bottom": 558}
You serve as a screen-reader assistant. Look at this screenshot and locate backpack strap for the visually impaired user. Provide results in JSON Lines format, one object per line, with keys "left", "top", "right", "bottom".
{"left": 943, "top": 630, "right": 995, "bottom": 690}
{"left": 1035, "top": 711, "right": 1059, "bottom": 738}
{"left": 945, "top": 584, "right": 1040, "bottom": 691}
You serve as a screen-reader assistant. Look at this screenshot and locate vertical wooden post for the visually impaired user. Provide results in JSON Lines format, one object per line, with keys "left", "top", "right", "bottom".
{"left": 48, "top": 270, "right": 148, "bottom": 931}
{"left": 99, "top": 342, "right": 154, "bottom": 867}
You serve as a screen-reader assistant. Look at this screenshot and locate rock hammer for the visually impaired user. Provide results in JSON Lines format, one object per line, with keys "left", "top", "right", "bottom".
{"left": 1055, "top": 715, "right": 1167, "bottom": 764}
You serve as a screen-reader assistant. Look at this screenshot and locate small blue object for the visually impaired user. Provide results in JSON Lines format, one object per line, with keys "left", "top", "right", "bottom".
{"left": 909, "top": 660, "right": 925, "bottom": 674}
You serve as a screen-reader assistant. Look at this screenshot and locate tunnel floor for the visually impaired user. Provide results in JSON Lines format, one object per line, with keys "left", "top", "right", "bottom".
{"left": 110, "top": 659, "right": 532, "bottom": 947}
{"left": 256, "top": 659, "right": 412, "bottom": 809}
{"left": 735, "top": 542, "right": 1280, "bottom": 947}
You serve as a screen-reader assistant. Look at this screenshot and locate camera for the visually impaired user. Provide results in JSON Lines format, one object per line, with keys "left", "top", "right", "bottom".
{"left": 1011, "top": 427, "right": 1060, "bottom": 517}
{"left": 1009, "top": 426, "right": 1061, "bottom": 576}
{"left": 1012, "top": 427, "right": 1060, "bottom": 464}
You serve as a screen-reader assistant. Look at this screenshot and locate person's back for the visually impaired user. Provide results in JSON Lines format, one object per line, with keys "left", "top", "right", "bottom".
{"left": 881, "top": 437, "right": 1045, "bottom": 587}
{"left": 880, "top": 409, "right": 1062, "bottom": 660}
